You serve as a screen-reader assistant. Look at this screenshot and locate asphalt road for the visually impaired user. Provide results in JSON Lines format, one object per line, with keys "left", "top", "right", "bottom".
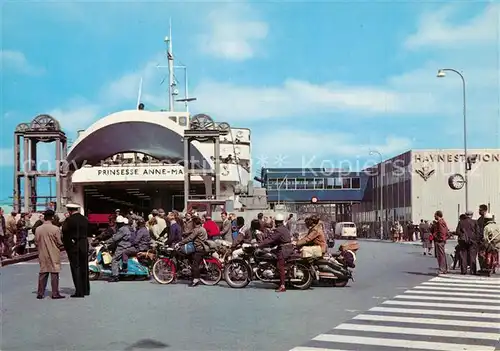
{"left": 1, "top": 240, "right": 497, "bottom": 351}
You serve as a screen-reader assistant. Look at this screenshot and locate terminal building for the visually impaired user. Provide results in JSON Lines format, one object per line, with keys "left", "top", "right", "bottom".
{"left": 262, "top": 149, "right": 500, "bottom": 232}
{"left": 260, "top": 168, "right": 369, "bottom": 222}
{"left": 352, "top": 149, "right": 500, "bottom": 231}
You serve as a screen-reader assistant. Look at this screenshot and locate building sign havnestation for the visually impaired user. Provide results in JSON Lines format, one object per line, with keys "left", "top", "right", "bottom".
{"left": 96, "top": 167, "right": 184, "bottom": 177}
{"left": 414, "top": 153, "right": 500, "bottom": 163}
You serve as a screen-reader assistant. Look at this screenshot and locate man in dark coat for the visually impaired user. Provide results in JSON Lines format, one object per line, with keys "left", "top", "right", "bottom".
{"left": 455, "top": 211, "right": 478, "bottom": 275}
{"left": 62, "top": 203, "right": 90, "bottom": 298}
{"left": 257, "top": 213, "right": 292, "bottom": 293}
{"left": 476, "top": 204, "right": 489, "bottom": 271}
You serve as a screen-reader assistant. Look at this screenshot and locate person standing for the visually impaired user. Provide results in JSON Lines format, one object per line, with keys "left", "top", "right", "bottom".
{"left": 0, "top": 208, "right": 6, "bottom": 259}
{"left": 35, "top": 210, "right": 65, "bottom": 299}
{"left": 257, "top": 213, "right": 292, "bottom": 293}
{"left": 165, "top": 213, "right": 182, "bottom": 247}
{"left": 175, "top": 216, "right": 209, "bottom": 287}
{"left": 482, "top": 213, "right": 500, "bottom": 275}
{"left": 62, "top": 203, "right": 90, "bottom": 298}
{"left": 476, "top": 204, "right": 489, "bottom": 271}
{"left": 434, "top": 211, "right": 449, "bottom": 274}
{"left": 220, "top": 212, "right": 232, "bottom": 243}
{"left": 455, "top": 210, "right": 478, "bottom": 275}
{"left": 286, "top": 214, "right": 297, "bottom": 235}
{"left": 419, "top": 219, "right": 432, "bottom": 255}
{"left": 203, "top": 214, "right": 221, "bottom": 240}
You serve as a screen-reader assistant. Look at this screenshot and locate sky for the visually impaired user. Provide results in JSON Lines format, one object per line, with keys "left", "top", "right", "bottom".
{"left": 1, "top": 0, "right": 499, "bottom": 203}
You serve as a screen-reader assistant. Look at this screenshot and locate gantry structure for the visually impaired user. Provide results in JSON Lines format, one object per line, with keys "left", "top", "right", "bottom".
{"left": 13, "top": 114, "right": 68, "bottom": 212}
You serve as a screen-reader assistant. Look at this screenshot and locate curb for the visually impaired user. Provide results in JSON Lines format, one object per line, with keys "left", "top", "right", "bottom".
{"left": 357, "top": 238, "right": 420, "bottom": 245}
{"left": 357, "top": 238, "right": 458, "bottom": 246}
{"left": 1, "top": 252, "right": 39, "bottom": 267}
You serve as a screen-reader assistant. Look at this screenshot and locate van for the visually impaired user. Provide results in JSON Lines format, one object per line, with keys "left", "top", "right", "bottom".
{"left": 335, "top": 222, "right": 357, "bottom": 240}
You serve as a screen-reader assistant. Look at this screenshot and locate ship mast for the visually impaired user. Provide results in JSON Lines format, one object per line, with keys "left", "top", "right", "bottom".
{"left": 165, "top": 18, "right": 175, "bottom": 112}
{"left": 159, "top": 21, "right": 197, "bottom": 113}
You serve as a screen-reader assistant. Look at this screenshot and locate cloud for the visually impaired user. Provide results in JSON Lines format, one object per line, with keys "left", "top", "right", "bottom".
{"left": 198, "top": 3, "right": 268, "bottom": 61}
{"left": 47, "top": 99, "right": 101, "bottom": 135}
{"left": 404, "top": 4, "right": 499, "bottom": 50}
{"left": 0, "top": 148, "right": 14, "bottom": 167}
{"left": 193, "top": 79, "right": 435, "bottom": 121}
{"left": 0, "top": 50, "right": 44, "bottom": 75}
{"left": 252, "top": 130, "right": 413, "bottom": 169}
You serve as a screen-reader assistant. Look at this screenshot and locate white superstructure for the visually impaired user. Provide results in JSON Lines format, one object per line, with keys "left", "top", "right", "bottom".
{"left": 63, "top": 29, "right": 252, "bottom": 212}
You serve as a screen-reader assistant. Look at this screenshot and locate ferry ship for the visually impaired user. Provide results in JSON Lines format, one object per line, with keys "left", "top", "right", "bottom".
{"left": 65, "top": 32, "right": 253, "bottom": 216}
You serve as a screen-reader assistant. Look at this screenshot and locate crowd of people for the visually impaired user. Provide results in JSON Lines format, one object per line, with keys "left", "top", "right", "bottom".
{"left": 415, "top": 205, "right": 499, "bottom": 276}
{"left": 95, "top": 208, "right": 315, "bottom": 291}
{"left": 45, "top": 205, "right": 350, "bottom": 293}
{"left": 0, "top": 209, "right": 37, "bottom": 259}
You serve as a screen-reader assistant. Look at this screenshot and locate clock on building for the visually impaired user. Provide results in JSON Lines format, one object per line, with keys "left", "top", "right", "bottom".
{"left": 448, "top": 173, "right": 466, "bottom": 190}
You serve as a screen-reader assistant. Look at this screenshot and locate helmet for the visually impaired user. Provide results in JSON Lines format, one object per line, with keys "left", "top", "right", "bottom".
{"left": 116, "top": 215, "right": 128, "bottom": 224}
{"left": 274, "top": 213, "right": 285, "bottom": 221}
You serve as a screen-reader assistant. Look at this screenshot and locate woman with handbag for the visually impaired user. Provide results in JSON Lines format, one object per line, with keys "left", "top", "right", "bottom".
{"left": 175, "top": 216, "right": 209, "bottom": 287}
{"left": 419, "top": 220, "right": 433, "bottom": 256}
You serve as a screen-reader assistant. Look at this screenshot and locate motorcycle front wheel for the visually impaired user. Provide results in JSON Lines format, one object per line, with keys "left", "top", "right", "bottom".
{"left": 152, "top": 258, "right": 176, "bottom": 284}
{"left": 89, "top": 270, "right": 100, "bottom": 281}
{"left": 200, "top": 260, "right": 222, "bottom": 286}
{"left": 223, "top": 259, "right": 251, "bottom": 288}
{"left": 289, "top": 263, "right": 313, "bottom": 290}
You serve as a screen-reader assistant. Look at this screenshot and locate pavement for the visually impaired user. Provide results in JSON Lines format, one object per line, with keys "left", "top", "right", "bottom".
{"left": 1, "top": 240, "right": 498, "bottom": 351}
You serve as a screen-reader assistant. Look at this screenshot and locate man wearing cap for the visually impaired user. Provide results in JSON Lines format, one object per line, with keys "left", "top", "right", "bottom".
{"left": 105, "top": 215, "right": 132, "bottom": 282}
{"left": 455, "top": 211, "right": 478, "bottom": 275}
{"left": 121, "top": 217, "right": 150, "bottom": 272}
{"left": 62, "top": 203, "right": 90, "bottom": 297}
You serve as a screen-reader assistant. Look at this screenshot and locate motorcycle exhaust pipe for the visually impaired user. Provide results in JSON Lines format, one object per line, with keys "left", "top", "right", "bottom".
{"left": 318, "top": 264, "right": 348, "bottom": 280}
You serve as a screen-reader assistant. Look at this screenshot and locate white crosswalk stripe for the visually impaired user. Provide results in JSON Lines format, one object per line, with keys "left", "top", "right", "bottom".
{"left": 290, "top": 275, "right": 500, "bottom": 351}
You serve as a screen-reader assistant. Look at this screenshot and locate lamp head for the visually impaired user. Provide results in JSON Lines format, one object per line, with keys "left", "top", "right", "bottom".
{"left": 437, "top": 69, "right": 446, "bottom": 78}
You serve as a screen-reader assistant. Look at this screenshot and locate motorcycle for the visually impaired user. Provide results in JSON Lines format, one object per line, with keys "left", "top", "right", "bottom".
{"left": 311, "top": 254, "right": 354, "bottom": 287}
{"left": 223, "top": 246, "right": 314, "bottom": 290}
{"left": 207, "top": 239, "right": 233, "bottom": 268}
{"left": 88, "top": 242, "right": 151, "bottom": 281}
{"left": 152, "top": 246, "right": 223, "bottom": 285}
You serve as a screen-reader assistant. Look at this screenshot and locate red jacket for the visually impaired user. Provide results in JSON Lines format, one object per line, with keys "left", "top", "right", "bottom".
{"left": 203, "top": 220, "right": 221, "bottom": 238}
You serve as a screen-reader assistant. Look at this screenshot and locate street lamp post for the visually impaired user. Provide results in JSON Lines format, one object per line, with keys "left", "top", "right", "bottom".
{"left": 370, "top": 150, "right": 384, "bottom": 240}
{"left": 437, "top": 68, "right": 468, "bottom": 211}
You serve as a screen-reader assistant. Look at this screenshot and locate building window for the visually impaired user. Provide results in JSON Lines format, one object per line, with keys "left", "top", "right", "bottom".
{"left": 306, "top": 178, "right": 315, "bottom": 189}
{"left": 351, "top": 177, "right": 361, "bottom": 189}
{"left": 333, "top": 177, "right": 342, "bottom": 189}
{"left": 342, "top": 178, "right": 351, "bottom": 189}
{"left": 314, "top": 178, "right": 324, "bottom": 189}
{"left": 286, "top": 178, "right": 296, "bottom": 190}
{"left": 326, "top": 178, "right": 335, "bottom": 189}
{"left": 267, "top": 179, "right": 277, "bottom": 189}
{"left": 296, "top": 178, "right": 306, "bottom": 189}
{"left": 275, "top": 179, "right": 284, "bottom": 189}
